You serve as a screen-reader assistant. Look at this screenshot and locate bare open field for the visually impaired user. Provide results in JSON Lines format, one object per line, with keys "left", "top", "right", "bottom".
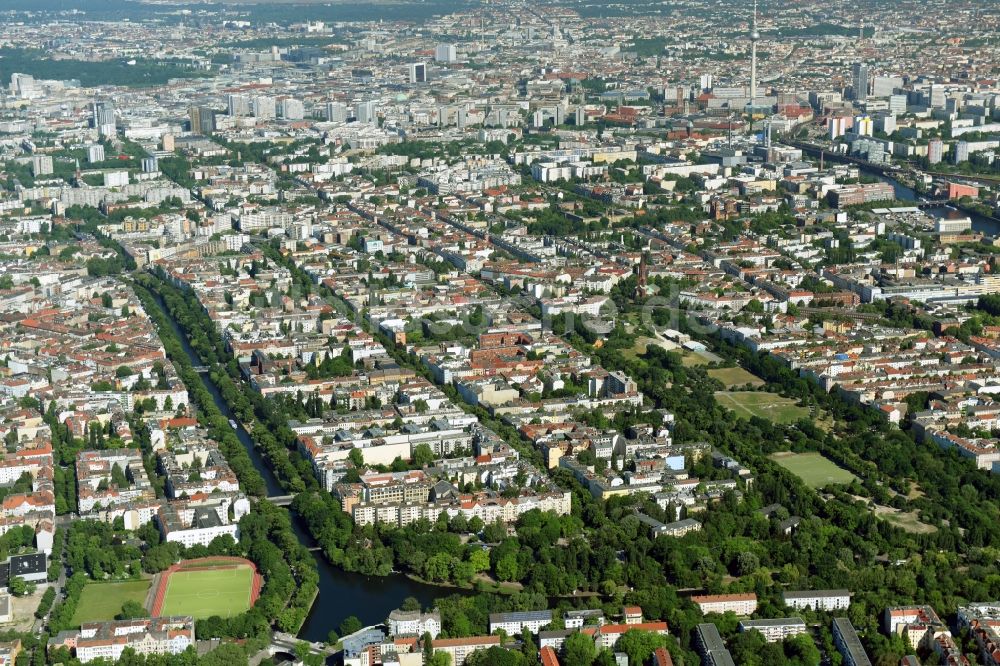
{"left": 872, "top": 505, "right": 938, "bottom": 534}
{"left": 622, "top": 336, "right": 678, "bottom": 360}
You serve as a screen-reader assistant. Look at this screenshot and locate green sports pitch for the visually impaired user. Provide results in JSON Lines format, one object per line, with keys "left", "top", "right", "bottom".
{"left": 770, "top": 451, "right": 859, "bottom": 489}
{"left": 159, "top": 565, "right": 255, "bottom": 619}
{"left": 72, "top": 580, "right": 151, "bottom": 625}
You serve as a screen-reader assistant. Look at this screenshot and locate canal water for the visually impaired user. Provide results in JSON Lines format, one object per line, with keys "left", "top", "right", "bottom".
{"left": 796, "top": 143, "right": 1000, "bottom": 236}
{"left": 151, "top": 294, "right": 468, "bottom": 643}
{"left": 868, "top": 170, "right": 1000, "bottom": 237}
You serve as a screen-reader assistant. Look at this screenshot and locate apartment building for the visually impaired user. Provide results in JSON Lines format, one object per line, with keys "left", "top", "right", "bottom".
{"left": 738, "top": 617, "right": 807, "bottom": 643}
{"left": 538, "top": 629, "right": 577, "bottom": 652}
{"left": 783, "top": 589, "right": 852, "bottom": 611}
{"left": 387, "top": 609, "right": 442, "bottom": 638}
{"left": 695, "top": 623, "right": 736, "bottom": 666}
{"left": 957, "top": 603, "right": 1000, "bottom": 666}
{"left": 832, "top": 618, "right": 873, "bottom": 666}
{"left": 0, "top": 639, "right": 20, "bottom": 665}
{"left": 0, "top": 447, "right": 52, "bottom": 485}
{"left": 691, "top": 593, "right": 758, "bottom": 616}
{"left": 158, "top": 442, "right": 240, "bottom": 499}
{"left": 361, "top": 471, "right": 432, "bottom": 505}
{"left": 827, "top": 183, "right": 895, "bottom": 208}
{"left": 351, "top": 489, "right": 571, "bottom": 528}
{"left": 540, "top": 646, "right": 560, "bottom": 666}
{"left": 76, "top": 449, "right": 154, "bottom": 513}
{"left": 884, "top": 605, "right": 947, "bottom": 651}
{"left": 429, "top": 636, "right": 501, "bottom": 666}
{"left": 49, "top": 617, "right": 195, "bottom": 663}
{"left": 652, "top": 647, "right": 674, "bottom": 666}
{"left": 156, "top": 493, "right": 249, "bottom": 548}
{"left": 489, "top": 610, "right": 553, "bottom": 635}
{"left": 594, "top": 621, "right": 668, "bottom": 649}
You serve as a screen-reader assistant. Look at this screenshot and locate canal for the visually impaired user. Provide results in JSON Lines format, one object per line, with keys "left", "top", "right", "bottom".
{"left": 794, "top": 141, "right": 1000, "bottom": 236}
{"left": 150, "top": 293, "right": 469, "bottom": 643}
{"left": 870, "top": 170, "right": 1000, "bottom": 237}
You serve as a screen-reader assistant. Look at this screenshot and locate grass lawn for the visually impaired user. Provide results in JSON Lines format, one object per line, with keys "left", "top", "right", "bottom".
{"left": 622, "top": 336, "right": 680, "bottom": 361}
{"left": 873, "top": 505, "right": 938, "bottom": 534}
{"left": 681, "top": 350, "right": 721, "bottom": 367}
{"left": 708, "top": 366, "right": 765, "bottom": 388}
{"left": 160, "top": 566, "right": 254, "bottom": 619}
{"left": 622, "top": 336, "right": 656, "bottom": 361}
{"left": 715, "top": 391, "right": 812, "bottom": 424}
{"left": 770, "top": 451, "right": 859, "bottom": 489}
{"left": 72, "top": 580, "right": 151, "bottom": 625}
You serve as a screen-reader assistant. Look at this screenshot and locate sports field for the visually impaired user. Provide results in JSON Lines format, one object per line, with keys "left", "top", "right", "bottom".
{"left": 770, "top": 451, "right": 859, "bottom": 489}
{"left": 708, "top": 366, "right": 765, "bottom": 388}
{"left": 158, "top": 565, "right": 255, "bottom": 619}
{"left": 715, "top": 391, "right": 811, "bottom": 424}
{"left": 72, "top": 580, "right": 151, "bottom": 625}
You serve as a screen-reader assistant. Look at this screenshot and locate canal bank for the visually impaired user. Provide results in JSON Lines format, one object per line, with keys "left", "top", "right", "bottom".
{"left": 792, "top": 141, "right": 1000, "bottom": 236}
{"left": 866, "top": 171, "right": 1000, "bottom": 237}
{"left": 148, "top": 292, "right": 472, "bottom": 643}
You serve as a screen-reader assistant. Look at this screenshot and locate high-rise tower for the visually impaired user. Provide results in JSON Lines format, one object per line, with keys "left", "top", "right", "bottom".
{"left": 749, "top": 0, "right": 759, "bottom": 109}
{"left": 852, "top": 63, "right": 869, "bottom": 102}
{"left": 92, "top": 100, "right": 116, "bottom": 138}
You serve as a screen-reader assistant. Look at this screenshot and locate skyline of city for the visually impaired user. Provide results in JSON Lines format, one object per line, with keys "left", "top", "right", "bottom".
{"left": 0, "top": 1, "right": 998, "bottom": 665}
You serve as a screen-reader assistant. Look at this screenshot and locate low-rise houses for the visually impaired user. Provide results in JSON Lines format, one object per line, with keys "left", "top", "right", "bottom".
{"left": 0, "top": 553, "right": 47, "bottom": 590}
{"left": 636, "top": 513, "right": 702, "bottom": 539}
{"left": 564, "top": 609, "right": 605, "bottom": 629}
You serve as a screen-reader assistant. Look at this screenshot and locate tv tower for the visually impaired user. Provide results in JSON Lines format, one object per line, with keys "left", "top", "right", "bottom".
{"left": 749, "top": 0, "right": 760, "bottom": 111}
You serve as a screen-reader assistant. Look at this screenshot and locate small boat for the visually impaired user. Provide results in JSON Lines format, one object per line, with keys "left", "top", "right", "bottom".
{"left": 228, "top": 419, "right": 238, "bottom": 430}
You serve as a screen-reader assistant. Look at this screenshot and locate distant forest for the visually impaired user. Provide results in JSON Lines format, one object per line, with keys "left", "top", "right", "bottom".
{"left": 0, "top": 49, "right": 209, "bottom": 88}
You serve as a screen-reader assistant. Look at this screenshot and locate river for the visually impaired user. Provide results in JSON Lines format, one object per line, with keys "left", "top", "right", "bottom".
{"left": 150, "top": 293, "right": 469, "bottom": 644}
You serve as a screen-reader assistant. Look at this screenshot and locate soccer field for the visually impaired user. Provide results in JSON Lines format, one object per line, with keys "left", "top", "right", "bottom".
{"left": 770, "top": 451, "right": 859, "bottom": 488}
{"left": 159, "top": 566, "right": 254, "bottom": 619}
